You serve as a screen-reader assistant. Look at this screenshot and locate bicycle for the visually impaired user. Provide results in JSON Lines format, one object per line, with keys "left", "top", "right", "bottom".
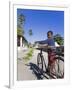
{"left": 36, "top": 46, "right": 64, "bottom": 79}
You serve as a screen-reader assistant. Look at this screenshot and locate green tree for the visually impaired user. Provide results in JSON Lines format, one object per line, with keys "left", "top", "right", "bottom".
{"left": 54, "top": 34, "right": 64, "bottom": 45}
{"left": 17, "top": 14, "right": 25, "bottom": 36}
{"left": 28, "top": 29, "right": 33, "bottom": 36}
{"left": 17, "top": 27, "right": 24, "bottom": 36}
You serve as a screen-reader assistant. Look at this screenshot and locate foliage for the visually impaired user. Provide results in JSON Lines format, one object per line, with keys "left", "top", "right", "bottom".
{"left": 17, "top": 27, "right": 24, "bottom": 36}
{"left": 17, "top": 14, "right": 25, "bottom": 26}
{"left": 54, "top": 34, "right": 64, "bottom": 45}
{"left": 23, "top": 48, "right": 34, "bottom": 61}
{"left": 17, "top": 14, "right": 25, "bottom": 36}
{"left": 28, "top": 29, "right": 33, "bottom": 36}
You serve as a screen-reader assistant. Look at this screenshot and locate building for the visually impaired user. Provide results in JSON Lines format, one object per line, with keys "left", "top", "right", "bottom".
{"left": 17, "top": 35, "right": 28, "bottom": 50}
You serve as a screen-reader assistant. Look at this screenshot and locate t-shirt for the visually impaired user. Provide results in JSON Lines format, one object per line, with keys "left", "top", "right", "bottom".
{"left": 37, "top": 38, "right": 55, "bottom": 52}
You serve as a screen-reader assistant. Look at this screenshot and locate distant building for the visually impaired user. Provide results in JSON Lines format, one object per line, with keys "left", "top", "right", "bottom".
{"left": 17, "top": 35, "right": 28, "bottom": 50}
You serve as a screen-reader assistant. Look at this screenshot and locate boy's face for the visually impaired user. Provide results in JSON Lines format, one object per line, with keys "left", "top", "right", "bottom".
{"left": 47, "top": 32, "right": 53, "bottom": 38}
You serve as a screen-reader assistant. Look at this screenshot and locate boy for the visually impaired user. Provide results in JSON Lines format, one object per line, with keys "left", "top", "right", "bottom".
{"left": 36, "top": 31, "right": 56, "bottom": 74}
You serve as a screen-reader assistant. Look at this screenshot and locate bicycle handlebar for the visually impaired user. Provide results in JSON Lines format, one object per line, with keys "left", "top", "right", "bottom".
{"left": 36, "top": 46, "right": 64, "bottom": 56}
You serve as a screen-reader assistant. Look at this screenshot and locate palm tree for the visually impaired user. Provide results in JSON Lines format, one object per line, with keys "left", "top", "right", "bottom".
{"left": 28, "top": 29, "right": 33, "bottom": 36}
{"left": 17, "top": 14, "right": 25, "bottom": 36}
{"left": 18, "top": 14, "right": 25, "bottom": 26}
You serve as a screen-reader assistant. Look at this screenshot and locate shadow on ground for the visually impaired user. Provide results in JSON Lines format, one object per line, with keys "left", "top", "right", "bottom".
{"left": 4, "top": 85, "right": 10, "bottom": 89}
{"left": 25, "top": 62, "right": 49, "bottom": 79}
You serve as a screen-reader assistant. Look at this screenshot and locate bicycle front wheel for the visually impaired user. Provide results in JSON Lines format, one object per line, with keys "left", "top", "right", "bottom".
{"left": 37, "top": 53, "right": 43, "bottom": 70}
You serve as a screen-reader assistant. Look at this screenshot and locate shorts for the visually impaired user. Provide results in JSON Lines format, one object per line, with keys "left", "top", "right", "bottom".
{"left": 48, "top": 50, "right": 56, "bottom": 65}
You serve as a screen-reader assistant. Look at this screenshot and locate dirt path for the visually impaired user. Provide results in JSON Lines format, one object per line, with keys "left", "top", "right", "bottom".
{"left": 17, "top": 49, "right": 49, "bottom": 80}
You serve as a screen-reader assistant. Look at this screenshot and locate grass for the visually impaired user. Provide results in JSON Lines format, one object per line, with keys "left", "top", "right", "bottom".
{"left": 23, "top": 48, "right": 34, "bottom": 61}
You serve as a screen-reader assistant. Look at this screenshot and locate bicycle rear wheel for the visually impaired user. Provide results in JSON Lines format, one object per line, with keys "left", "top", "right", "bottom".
{"left": 55, "top": 56, "right": 64, "bottom": 78}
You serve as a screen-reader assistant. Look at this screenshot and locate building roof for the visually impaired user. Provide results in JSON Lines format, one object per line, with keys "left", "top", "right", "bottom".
{"left": 17, "top": 35, "right": 28, "bottom": 44}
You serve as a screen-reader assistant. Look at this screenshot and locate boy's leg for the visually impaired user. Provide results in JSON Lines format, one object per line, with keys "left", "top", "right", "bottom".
{"left": 48, "top": 52, "right": 56, "bottom": 74}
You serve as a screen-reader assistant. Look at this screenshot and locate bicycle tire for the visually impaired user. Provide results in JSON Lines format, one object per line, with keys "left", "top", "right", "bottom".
{"left": 37, "top": 53, "right": 43, "bottom": 70}
{"left": 41, "top": 55, "right": 47, "bottom": 72}
{"left": 55, "top": 57, "right": 64, "bottom": 78}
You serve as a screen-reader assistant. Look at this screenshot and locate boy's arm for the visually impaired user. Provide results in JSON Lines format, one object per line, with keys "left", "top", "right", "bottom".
{"left": 35, "top": 39, "right": 48, "bottom": 44}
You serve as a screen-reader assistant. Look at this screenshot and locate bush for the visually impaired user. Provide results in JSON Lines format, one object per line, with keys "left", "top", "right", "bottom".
{"left": 23, "top": 48, "right": 34, "bottom": 61}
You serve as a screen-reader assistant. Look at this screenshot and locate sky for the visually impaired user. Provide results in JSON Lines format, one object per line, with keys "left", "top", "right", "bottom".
{"left": 17, "top": 9, "right": 64, "bottom": 44}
